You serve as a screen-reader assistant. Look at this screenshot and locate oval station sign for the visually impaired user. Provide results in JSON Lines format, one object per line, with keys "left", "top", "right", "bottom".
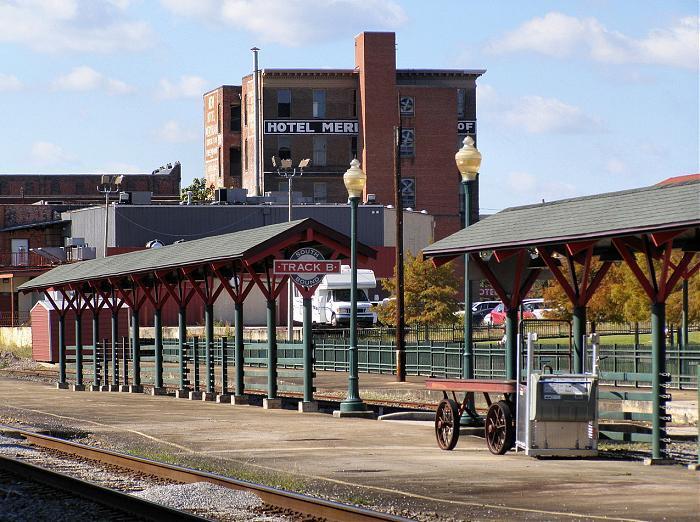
{"left": 273, "top": 247, "right": 341, "bottom": 287}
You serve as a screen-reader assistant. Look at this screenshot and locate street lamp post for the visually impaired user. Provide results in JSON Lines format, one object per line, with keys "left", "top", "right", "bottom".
{"left": 273, "top": 157, "right": 310, "bottom": 341}
{"left": 455, "top": 137, "right": 482, "bottom": 381}
{"left": 335, "top": 159, "right": 371, "bottom": 417}
{"left": 97, "top": 175, "right": 123, "bottom": 258}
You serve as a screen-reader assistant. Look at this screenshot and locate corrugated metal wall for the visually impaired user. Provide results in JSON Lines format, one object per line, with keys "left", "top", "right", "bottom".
{"left": 108, "top": 205, "right": 385, "bottom": 248}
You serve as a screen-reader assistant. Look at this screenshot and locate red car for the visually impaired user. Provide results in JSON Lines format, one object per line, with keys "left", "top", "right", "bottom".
{"left": 483, "top": 303, "right": 536, "bottom": 326}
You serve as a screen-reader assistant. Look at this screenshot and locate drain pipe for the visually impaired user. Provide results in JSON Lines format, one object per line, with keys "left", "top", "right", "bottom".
{"left": 251, "top": 47, "right": 261, "bottom": 196}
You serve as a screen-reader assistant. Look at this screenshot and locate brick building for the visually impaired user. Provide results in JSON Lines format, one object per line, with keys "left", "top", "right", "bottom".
{"left": 206, "top": 32, "right": 484, "bottom": 240}
{"left": 0, "top": 163, "right": 182, "bottom": 205}
{"left": 0, "top": 162, "right": 182, "bottom": 324}
{"left": 203, "top": 86, "right": 242, "bottom": 188}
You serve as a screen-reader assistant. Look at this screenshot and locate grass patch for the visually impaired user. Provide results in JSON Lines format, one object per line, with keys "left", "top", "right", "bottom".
{"left": 124, "top": 447, "right": 308, "bottom": 492}
{"left": 1, "top": 344, "right": 32, "bottom": 360}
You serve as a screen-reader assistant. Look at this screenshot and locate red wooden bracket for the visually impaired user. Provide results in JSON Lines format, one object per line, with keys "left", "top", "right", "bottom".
{"left": 182, "top": 269, "right": 208, "bottom": 304}
{"left": 565, "top": 240, "right": 597, "bottom": 257}
{"left": 539, "top": 247, "right": 577, "bottom": 303}
{"left": 493, "top": 249, "right": 519, "bottom": 263}
{"left": 583, "top": 261, "right": 613, "bottom": 306}
{"left": 43, "top": 290, "right": 66, "bottom": 317}
{"left": 650, "top": 230, "right": 683, "bottom": 248}
{"left": 509, "top": 250, "right": 526, "bottom": 309}
{"left": 469, "top": 254, "right": 510, "bottom": 306}
{"left": 685, "top": 258, "right": 700, "bottom": 279}
{"left": 613, "top": 238, "right": 657, "bottom": 300}
{"left": 662, "top": 252, "right": 695, "bottom": 302}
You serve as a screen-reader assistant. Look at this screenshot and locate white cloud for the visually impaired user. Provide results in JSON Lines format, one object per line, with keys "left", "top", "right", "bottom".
{"left": 504, "top": 96, "right": 604, "bottom": 134}
{"left": 158, "top": 75, "right": 208, "bottom": 99}
{"left": 487, "top": 12, "right": 699, "bottom": 70}
{"left": 478, "top": 85, "right": 604, "bottom": 135}
{"left": 52, "top": 66, "right": 135, "bottom": 94}
{"left": 31, "top": 141, "right": 76, "bottom": 166}
{"left": 0, "top": 0, "right": 151, "bottom": 53}
{"left": 160, "top": 0, "right": 408, "bottom": 46}
{"left": 0, "top": 73, "right": 22, "bottom": 91}
{"left": 157, "top": 120, "right": 197, "bottom": 142}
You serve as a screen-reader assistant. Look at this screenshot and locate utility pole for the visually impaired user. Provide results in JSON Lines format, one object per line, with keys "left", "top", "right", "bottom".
{"left": 97, "top": 175, "right": 123, "bottom": 258}
{"left": 251, "top": 47, "right": 261, "bottom": 196}
{"left": 394, "top": 126, "right": 406, "bottom": 382}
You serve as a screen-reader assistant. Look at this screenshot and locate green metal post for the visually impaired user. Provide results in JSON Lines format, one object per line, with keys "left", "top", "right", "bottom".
{"left": 92, "top": 311, "right": 99, "bottom": 387}
{"left": 235, "top": 301, "right": 244, "bottom": 397}
{"left": 651, "top": 302, "right": 667, "bottom": 460}
{"left": 75, "top": 312, "right": 83, "bottom": 387}
{"left": 340, "top": 197, "right": 366, "bottom": 412}
{"left": 154, "top": 308, "right": 163, "bottom": 389}
{"left": 111, "top": 310, "right": 118, "bottom": 385}
{"left": 505, "top": 308, "right": 518, "bottom": 380}
{"left": 221, "top": 337, "right": 228, "bottom": 395}
{"left": 178, "top": 306, "right": 186, "bottom": 390}
{"left": 303, "top": 296, "right": 313, "bottom": 403}
{"left": 682, "top": 279, "right": 689, "bottom": 350}
{"left": 205, "top": 303, "right": 214, "bottom": 393}
{"left": 696, "top": 365, "right": 699, "bottom": 466}
{"left": 573, "top": 305, "right": 586, "bottom": 373}
{"left": 267, "top": 299, "right": 277, "bottom": 399}
{"left": 462, "top": 179, "right": 474, "bottom": 380}
{"left": 58, "top": 313, "right": 66, "bottom": 385}
{"left": 131, "top": 308, "right": 140, "bottom": 387}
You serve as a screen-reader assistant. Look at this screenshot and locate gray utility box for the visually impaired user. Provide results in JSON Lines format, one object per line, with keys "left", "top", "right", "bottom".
{"left": 516, "top": 374, "right": 598, "bottom": 457}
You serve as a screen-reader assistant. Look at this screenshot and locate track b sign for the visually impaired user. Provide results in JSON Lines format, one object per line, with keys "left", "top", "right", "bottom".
{"left": 273, "top": 247, "right": 340, "bottom": 287}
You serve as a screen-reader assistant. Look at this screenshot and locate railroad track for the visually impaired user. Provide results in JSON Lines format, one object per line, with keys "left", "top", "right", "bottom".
{"left": 1, "top": 426, "right": 410, "bottom": 522}
{"left": 0, "top": 453, "right": 204, "bottom": 521}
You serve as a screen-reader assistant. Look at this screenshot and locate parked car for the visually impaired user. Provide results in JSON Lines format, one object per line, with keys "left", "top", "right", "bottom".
{"left": 455, "top": 300, "right": 500, "bottom": 324}
{"left": 483, "top": 303, "right": 536, "bottom": 326}
{"left": 523, "top": 298, "right": 552, "bottom": 319}
{"left": 471, "top": 301, "right": 501, "bottom": 324}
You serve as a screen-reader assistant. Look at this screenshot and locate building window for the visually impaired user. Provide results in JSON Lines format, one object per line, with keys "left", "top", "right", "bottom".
{"left": 277, "top": 89, "right": 291, "bottom": 117}
{"left": 400, "top": 178, "right": 416, "bottom": 209}
{"left": 400, "top": 128, "right": 415, "bottom": 157}
{"left": 313, "top": 89, "right": 326, "bottom": 118}
{"left": 314, "top": 182, "right": 327, "bottom": 203}
{"left": 278, "top": 136, "right": 291, "bottom": 160}
{"left": 243, "top": 94, "right": 247, "bottom": 126}
{"left": 350, "top": 136, "right": 358, "bottom": 161}
{"left": 278, "top": 181, "right": 289, "bottom": 192}
{"left": 217, "top": 103, "right": 221, "bottom": 133}
{"left": 457, "top": 88, "right": 466, "bottom": 117}
{"left": 230, "top": 105, "right": 241, "bottom": 132}
{"left": 352, "top": 89, "right": 357, "bottom": 117}
{"left": 313, "top": 136, "right": 327, "bottom": 166}
{"left": 399, "top": 96, "right": 414, "bottom": 116}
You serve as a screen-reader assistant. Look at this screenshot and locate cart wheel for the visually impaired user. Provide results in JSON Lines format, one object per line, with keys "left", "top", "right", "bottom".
{"left": 435, "top": 398, "right": 460, "bottom": 450}
{"left": 485, "top": 400, "right": 515, "bottom": 455}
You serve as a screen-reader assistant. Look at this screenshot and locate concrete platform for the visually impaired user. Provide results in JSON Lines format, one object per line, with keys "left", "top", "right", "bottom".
{"left": 1, "top": 376, "right": 698, "bottom": 521}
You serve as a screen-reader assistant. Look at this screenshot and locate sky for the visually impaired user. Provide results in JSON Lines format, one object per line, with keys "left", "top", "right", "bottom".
{"left": 0, "top": 0, "right": 697, "bottom": 212}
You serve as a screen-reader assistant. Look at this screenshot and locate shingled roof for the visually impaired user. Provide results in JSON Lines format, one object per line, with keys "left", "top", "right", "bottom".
{"left": 424, "top": 180, "right": 700, "bottom": 257}
{"left": 19, "top": 218, "right": 374, "bottom": 291}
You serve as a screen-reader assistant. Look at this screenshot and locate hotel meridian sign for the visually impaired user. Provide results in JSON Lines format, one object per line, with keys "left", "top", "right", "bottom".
{"left": 265, "top": 120, "right": 358, "bottom": 135}
{"left": 273, "top": 247, "right": 341, "bottom": 287}
{"left": 265, "top": 119, "right": 476, "bottom": 135}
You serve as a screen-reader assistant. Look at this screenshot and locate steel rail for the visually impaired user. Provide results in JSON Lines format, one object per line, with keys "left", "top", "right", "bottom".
{"left": 6, "top": 427, "right": 409, "bottom": 522}
{"left": 0, "top": 453, "right": 205, "bottom": 521}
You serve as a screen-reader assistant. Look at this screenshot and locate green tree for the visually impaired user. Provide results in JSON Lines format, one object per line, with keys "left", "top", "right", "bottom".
{"left": 181, "top": 177, "right": 214, "bottom": 203}
{"left": 377, "top": 253, "right": 460, "bottom": 326}
{"left": 542, "top": 254, "right": 699, "bottom": 324}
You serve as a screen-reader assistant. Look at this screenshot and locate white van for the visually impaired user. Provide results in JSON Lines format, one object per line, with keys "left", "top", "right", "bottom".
{"left": 292, "top": 265, "right": 378, "bottom": 327}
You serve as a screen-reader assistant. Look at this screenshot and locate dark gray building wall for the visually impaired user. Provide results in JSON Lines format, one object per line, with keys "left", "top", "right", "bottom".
{"left": 67, "top": 205, "right": 385, "bottom": 249}
{"left": 63, "top": 206, "right": 114, "bottom": 258}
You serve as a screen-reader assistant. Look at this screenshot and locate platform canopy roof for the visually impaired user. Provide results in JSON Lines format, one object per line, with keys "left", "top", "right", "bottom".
{"left": 424, "top": 180, "right": 700, "bottom": 258}
{"left": 19, "top": 218, "right": 375, "bottom": 292}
